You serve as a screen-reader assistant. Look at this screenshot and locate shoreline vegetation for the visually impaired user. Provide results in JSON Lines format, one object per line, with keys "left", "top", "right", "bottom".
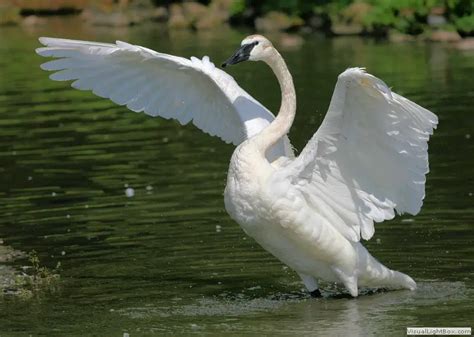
{"left": 1, "top": 240, "right": 60, "bottom": 298}
{"left": 0, "top": 0, "right": 473, "bottom": 48}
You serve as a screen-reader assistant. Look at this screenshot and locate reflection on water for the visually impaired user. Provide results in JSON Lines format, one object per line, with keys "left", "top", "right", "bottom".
{"left": 116, "top": 281, "right": 470, "bottom": 336}
{"left": 0, "top": 18, "right": 473, "bottom": 336}
{"left": 120, "top": 282, "right": 468, "bottom": 318}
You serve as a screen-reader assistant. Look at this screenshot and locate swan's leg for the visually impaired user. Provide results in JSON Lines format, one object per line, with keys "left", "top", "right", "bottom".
{"left": 310, "top": 288, "right": 323, "bottom": 298}
{"left": 332, "top": 267, "right": 358, "bottom": 297}
{"left": 342, "top": 278, "right": 358, "bottom": 297}
{"left": 355, "top": 243, "right": 417, "bottom": 291}
{"left": 298, "top": 273, "right": 321, "bottom": 297}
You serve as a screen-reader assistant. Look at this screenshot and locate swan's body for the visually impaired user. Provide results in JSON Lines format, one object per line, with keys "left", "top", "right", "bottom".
{"left": 36, "top": 35, "right": 437, "bottom": 297}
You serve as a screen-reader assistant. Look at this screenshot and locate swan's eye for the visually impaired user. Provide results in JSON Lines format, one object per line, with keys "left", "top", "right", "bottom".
{"left": 255, "top": 41, "right": 259, "bottom": 45}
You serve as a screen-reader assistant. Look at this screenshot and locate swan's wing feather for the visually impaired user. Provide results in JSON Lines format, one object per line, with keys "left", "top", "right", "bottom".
{"left": 36, "top": 37, "right": 291, "bottom": 153}
{"left": 288, "top": 67, "right": 437, "bottom": 242}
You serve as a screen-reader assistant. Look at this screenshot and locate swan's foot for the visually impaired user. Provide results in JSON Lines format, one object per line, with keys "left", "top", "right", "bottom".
{"left": 365, "top": 287, "right": 389, "bottom": 295}
{"left": 299, "top": 273, "right": 321, "bottom": 298}
{"left": 310, "top": 289, "right": 323, "bottom": 298}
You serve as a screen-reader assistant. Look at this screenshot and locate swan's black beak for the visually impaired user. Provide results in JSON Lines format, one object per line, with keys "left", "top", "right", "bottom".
{"left": 221, "top": 42, "right": 257, "bottom": 68}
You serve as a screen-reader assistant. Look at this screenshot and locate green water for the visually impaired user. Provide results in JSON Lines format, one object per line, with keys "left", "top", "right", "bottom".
{"left": 0, "top": 18, "right": 473, "bottom": 336}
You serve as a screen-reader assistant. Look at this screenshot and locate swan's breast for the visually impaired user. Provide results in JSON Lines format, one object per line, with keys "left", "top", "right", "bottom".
{"left": 224, "top": 143, "right": 270, "bottom": 228}
{"left": 224, "top": 144, "right": 358, "bottom": 280}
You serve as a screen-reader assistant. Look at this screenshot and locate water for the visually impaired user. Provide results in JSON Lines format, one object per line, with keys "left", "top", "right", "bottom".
{"left": 1, "top": 18, "right": 473, "bottom": 336}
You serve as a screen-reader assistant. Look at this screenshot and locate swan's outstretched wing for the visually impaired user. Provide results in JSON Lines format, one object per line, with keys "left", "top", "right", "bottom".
{"left": 36, "top": 37, "right": 292, "bottom": 157}
{"left": 286, "top": 68, "right": 437, "bottom": 242}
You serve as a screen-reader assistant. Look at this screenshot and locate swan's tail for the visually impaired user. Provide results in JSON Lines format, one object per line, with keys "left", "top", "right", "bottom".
{"left": 388, "top": 269, "right": 417, "bottom": 291}
{"left": 356, "top": 244, "right": 417, "bottom": 291}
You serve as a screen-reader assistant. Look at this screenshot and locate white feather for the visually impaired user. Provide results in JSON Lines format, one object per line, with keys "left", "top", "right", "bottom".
{"left": 36, "top": 37, "right": 293, "bottom": 159}
{"left": 286, "top": 67, "right": 438, "bottom": 241}
{"left": 38, "top": 36, "right": 433, "bottom": 297}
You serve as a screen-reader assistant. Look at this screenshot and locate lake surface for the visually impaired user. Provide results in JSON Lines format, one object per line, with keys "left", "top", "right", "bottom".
{"left": 0, "top": 18, "right": 473, "bottom": 336}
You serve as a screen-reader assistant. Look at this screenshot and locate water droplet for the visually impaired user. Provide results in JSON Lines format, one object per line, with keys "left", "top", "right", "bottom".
{"left": 28, "top": 176, "right": 33, "bottom": 181}
{"left": 465, "top": 134, "right": 471, "bottom": 139}
{"left": 125, "top": 187, "right": 135, "bottom": 197}
{"left": 61, "top": 251, "right": 66, "bottom": 256}
{"left": 215, "top": 225, "right": 221, "bottom": 232}
{"left": 51, "top": 192, "right": 57, "bottom": 197}
{"left": 248, "top": 285, "right": 261, "bottom": 291}
{"left": 146, "top": 185, "right": 153, "bottom": 191}
{"left": 66, "top": 214, "right": 71, "bottom": 219}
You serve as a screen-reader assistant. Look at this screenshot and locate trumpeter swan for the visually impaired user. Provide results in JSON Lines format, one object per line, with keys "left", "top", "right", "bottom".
{"left": 36, "top": 35, "right": 437, "bottom": 297}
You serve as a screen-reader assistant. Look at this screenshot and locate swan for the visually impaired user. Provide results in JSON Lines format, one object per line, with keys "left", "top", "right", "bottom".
{"left": 36, "top": 34, "right": 438, "bottom": 297}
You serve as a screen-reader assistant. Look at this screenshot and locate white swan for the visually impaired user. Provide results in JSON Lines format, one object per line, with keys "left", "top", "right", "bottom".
{"left": 36, "top": 35, "right": 437, "bottom": 297}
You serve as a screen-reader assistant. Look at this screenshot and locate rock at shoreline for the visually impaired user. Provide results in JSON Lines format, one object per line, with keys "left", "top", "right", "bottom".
{"left": 168, "top": 3, "right": 190, "bottom": 29}
{"left": 21, "top": 15, "right": 48, "bottom": 27}
{"left": 0, "top": 239, "right": 26, "bottom": 263}
{"left": 331, "top": 23, "right": 363, "bottom": 35}
{"left": 0, "top": 5, "right": 21, "bottom": 26}
{"left": 182, "top": 1, "right": 207, "bottom": 23}
{"left": 82, "top": 9, "right": 130, "bottom": 26}
{"left": 14, "top": 0, "right": 86, "bottom": 13}
{"left": 308, "top": 14, "right": 328, "bottom": 31}
{"left": 388, "top": 31, "right": 416, "bottom": 43}
{"left": 209, "top": 0, "right": 233, "bottom": 22}
{"left": 1, "top": 242, "right": 60, "bottom": 298}
{"left": 276, "top": 33, "right": 303, "bottom": 50}
{"left": 330, "top": 2, "right": 371, "bottom": 35}
{"left": 454, "top": 37, "right": 474, "bottom": 50}
{"left": 82, "top": 0, "right": 165, "bottom": 27}
{"left": 195, "top": 15, "right": 227, "bottom": 30}
{"left": 388, "top": 29, "right": 467, "bottom": 43}
{"left": 255, "top": 11, "right": 303, "bottom": 32}
{"left": 429, "top": 30, "right": 462, "bottom": 42}
{"left": 152, "top": 6, "right": 168, "bottom": 22}
{"left": 168, "top": 0, "right": 232, "bottom": 30}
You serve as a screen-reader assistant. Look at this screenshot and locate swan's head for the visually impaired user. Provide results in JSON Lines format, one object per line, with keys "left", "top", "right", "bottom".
{"left": 221, "top": 35, "right": 273, "bottom": 67}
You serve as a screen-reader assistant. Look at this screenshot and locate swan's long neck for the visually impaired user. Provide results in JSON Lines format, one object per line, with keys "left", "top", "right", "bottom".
{"left": 253, "top": 49, "right": 296, "bottom": 156}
